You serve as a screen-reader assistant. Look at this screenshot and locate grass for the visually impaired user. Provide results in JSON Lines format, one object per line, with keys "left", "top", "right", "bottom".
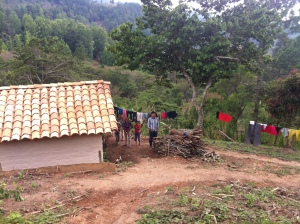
{"left": 0, "top": 209, "right": 72, "bottom": 224}
{"left": 116, "top": 161, "right": 134, "bottom": 172}
{"left": 135, "top": 183, "right": 300, "bottom": 224}
{"left": 205, "top": 138, "right": 300, "bottom": 162}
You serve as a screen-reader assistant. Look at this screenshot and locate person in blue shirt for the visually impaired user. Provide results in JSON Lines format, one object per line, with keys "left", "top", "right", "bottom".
{"left": 147, "top": 111, "right": 159, "bottom": 148}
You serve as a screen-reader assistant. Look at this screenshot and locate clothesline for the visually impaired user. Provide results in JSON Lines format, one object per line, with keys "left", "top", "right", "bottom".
{"left": 245, "top": 121, "right": 300, "bottom": 146}
{"left": 114, "top": 106, "right": 178, "bottom": 122}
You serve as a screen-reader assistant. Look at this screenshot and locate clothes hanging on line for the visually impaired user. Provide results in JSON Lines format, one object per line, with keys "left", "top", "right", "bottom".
{"left": 281, "top": 128, "right": 289, "bottom": 137}
{"left": 217, "top": 112, "right": 232, "bottom": 122}
{"left": 137, "top": 112, "right": 143, "bottom": 123}
{"left": 275, "top": 127, "right": 281, "bottom": 135}
{"left": 114, "top": 106, "right": 119, "bottom": 116}
{"left": 119, "top": 108, "right": 123, "bottom": 115}
{"left": 288, "top": 129, "right": 300, "bottom": 142}
{"left": 143, "top": 113, "right": 149, "bottom": 121}
{"left": 262, "top": 125, "right": 278, "bottom": 136}
{"left": 127, "top": 111, "right": 137, "bottom": 122}
{"left": 113, "top": 106, "right": 177, "bottom": 121}
{"left": 123, "top": 109, "right": 127, "bottom": 118}
{"left": 245, "top": 122, "right": 262, "bottom": 146}
{"left": 167, "top": 111, "right": 178, "bottom": 119}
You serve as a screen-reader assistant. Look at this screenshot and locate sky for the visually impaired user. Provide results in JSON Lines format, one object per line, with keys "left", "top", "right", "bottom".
{"left": 115, "top": 0, "right": 300, "bottom": 15}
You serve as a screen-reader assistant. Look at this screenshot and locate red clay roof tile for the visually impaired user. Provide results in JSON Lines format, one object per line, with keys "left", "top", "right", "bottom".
{"left": 0, "top": 80, "right": 116, "bottom": 142}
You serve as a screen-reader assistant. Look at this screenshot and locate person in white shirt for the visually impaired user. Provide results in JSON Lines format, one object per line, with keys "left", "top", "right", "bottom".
{"left": 147, "top": 111, "right": 159, "bottom": 148}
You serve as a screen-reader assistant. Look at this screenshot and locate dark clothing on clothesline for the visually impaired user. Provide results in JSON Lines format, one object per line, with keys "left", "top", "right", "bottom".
{"left": 245, "top": 123, "right": 262, "bottom": 146}
{"left": 167, "top": 111, "right": 178, "bottom": 119}
{"left": 127, "top": 111, "right": 137, "bottom": 122}
{"left": 114, "top": 106, "right": 119, "bottom": 116}
{"left": 275, "top": 127, "right": 281, "bottom": 135}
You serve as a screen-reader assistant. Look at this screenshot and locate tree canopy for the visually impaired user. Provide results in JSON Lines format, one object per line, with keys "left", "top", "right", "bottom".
{"left": 110, "top": 0, "right": 296, "bottom": 129}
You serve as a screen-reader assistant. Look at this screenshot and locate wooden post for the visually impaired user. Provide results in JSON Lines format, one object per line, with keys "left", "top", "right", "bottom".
{"left": 167, "top": 139, "right": 170, "bottom": 156}
{"left": 99, "top": 150, "right": 103, "bottom": 163}
{"left": 0, "top": 163, "right": 2, "bottom": 172}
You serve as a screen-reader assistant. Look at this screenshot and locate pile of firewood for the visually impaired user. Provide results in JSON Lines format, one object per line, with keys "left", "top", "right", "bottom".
{"left": 153, "top": 129, "right": 218, "bottom": 159}
{"left": 202, "top": 151, "right": 220, "bottom": 162}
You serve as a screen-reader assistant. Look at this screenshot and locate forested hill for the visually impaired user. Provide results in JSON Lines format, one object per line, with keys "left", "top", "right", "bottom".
{"left": 0, "top": 0, "right": 142, "bottom": 62}
{"left": 0, "top": 0, "right": 142, "bottom": 31}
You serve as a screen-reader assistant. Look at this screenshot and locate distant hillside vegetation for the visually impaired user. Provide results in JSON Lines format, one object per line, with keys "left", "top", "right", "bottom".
{"left": 1, "top": 0, "right": 142, "bottom": 31}
{"left": 0, "top": 0, "right": 142, "bottom": 62}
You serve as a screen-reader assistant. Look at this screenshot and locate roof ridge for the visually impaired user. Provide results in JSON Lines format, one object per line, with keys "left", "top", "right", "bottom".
{"left": 0, "top": 80, "right": 109, "bottom": 90}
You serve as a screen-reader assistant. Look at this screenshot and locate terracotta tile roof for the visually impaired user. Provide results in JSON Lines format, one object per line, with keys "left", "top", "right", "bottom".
{"left": 0, "top": 80, "right": 117, "bottom": 142}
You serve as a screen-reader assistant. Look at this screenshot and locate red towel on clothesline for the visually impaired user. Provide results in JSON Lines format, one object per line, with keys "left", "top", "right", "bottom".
{"left": 161, "top": 112, "right": 167, "bottom": 119}
{"left": 217, "top": 112, "right": 232, "bottom": 123}
{"left": 262, "top": 125, "right": 278, "bottom": 136}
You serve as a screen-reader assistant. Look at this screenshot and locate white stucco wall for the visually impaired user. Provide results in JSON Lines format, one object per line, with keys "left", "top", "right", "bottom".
{"left": 0, "top": 134, "right": 103, "bottom": 171}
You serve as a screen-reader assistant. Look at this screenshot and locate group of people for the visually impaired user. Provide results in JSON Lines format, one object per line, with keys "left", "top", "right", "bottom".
{"left": 115, "top": 111, "right": 159, "bottom": 148}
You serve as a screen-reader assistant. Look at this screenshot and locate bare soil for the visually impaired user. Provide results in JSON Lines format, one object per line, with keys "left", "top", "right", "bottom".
{"left": 1, "top": 136, "right": 300, "bottom": 223}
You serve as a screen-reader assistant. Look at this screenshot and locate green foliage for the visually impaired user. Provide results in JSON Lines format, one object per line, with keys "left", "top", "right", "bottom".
{"left": 263, "top": 72, "right": 300, "bottom": 127}
{"left": 0, "top": 0, "right": 142, "bottom": 32}
{"left": 136, "top": 182, "right": 300, "bottom": 223}
{"left": 0, "top": 211, "right": 30, "bottom": 224}
{"left": 110, "top": 0, "right": 292, "bottom": 129}
{"left": 176, "top": 194, "right": 188, "bottom": 207}
{"left": 8, "top": 37, "right": 76, "bottom": 84}
{"left": 274, "top": 35, "right": 300, "bottom": 75}
{"left": 136, "top": 210, "right": 201, "bottom": 224}
{"left": 0, "top": 210, "right": 64, "bottom": 224}
{"left": 0, "top": 183, "right": 24, "bottom": 202}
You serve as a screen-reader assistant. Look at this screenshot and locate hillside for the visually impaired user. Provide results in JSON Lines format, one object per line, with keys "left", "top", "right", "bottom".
{"left": 1, "top": 0, "right": 142, "bottom": 31}
{"left": 0, "top": 0, "right": 142, "bottom": 65}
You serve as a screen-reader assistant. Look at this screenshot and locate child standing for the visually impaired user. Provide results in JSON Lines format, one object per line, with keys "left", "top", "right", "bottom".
{"left": 115, "top": 122, "right": 121, "bottom": 144}
{"left": 123, "top": 117, "right": 132, "bottom": 147}
{"left": 134, "top": 121, "right": 142, "bottom": 145}
{"left": 117, "top": 114, "right": 124, "bottom": 141}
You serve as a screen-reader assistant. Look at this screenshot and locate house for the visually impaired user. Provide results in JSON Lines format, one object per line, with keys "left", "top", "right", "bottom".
{"left": 0, "top": 80, "right": 117, "bottom": 171}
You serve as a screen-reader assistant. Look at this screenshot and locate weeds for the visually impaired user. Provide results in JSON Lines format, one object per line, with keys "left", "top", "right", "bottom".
{"left": 0, "top": 183, "right": 24, "bottom": 202}
{"left": 0, "top": 209, "right": 68, "bottom": 224}
{"left": 176, "top": 194, "right": 189, "bottom": 207}
{"left": 18, "top": 170, "right": 25, "bottom": 180}
{"left": 31, "top": 182, "right": 40, "bottom": 188}
{"left": 165, "top": 186, "right": 174, "bottom": 192}
{"left": 136, "top": 182, "right": 300, "bottom": 223}
{"left": 116, "top": 161, "right": 134, "bottom": 172}
{"left": 206, "top": 138, "right": 300, "bottom": 162}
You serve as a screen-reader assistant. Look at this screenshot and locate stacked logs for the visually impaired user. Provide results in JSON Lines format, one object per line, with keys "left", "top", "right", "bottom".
{"left": 153, "top": 129, "right": 213, "bottom": 159}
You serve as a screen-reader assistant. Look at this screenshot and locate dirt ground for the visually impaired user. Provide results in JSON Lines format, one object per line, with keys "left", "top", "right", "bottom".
{"left": 1, "top": 136, "right": 300, "bottom": 223}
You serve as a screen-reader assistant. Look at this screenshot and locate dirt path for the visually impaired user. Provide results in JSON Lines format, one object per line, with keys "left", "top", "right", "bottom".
{"left": 2, "top": 137, "right": 300, "bottom": 224}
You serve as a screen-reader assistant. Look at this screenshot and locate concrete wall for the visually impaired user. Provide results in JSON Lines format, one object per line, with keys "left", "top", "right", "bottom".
{"left": 0, "top": 134, "right": 103, "bottom": 171}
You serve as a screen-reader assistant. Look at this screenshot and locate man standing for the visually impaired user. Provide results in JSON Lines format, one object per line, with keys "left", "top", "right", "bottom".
{"left": 147, "top": 111, "right": 159, "bottom": 148}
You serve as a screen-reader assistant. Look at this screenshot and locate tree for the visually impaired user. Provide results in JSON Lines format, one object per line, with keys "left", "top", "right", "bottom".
{"left": 273, "top": 35, "right": 300, "bottom": 76}
{"left": 22, "top": 14, "right": 36, "bottom": 35}
{"left": 7, "top": 11, "right": 21, "bottom": 36}
{"left": 264, "top": 72, "right": 300, "bottom": 127}
{"left": 92, "top": 26, "right": 107, "bottom": 60}
{"left": 9, "top": 37, "right": 75, "bottom": 84}
{"left": 110, "top": 0, "right": 288, "bottom": 130}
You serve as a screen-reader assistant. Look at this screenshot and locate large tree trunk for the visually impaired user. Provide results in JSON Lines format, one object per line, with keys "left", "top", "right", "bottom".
{"left": 196, "top": 77, "right": 213, "bottom": 130}
{"left": 182, "top": 70, "right": 212, "bottom": 130}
